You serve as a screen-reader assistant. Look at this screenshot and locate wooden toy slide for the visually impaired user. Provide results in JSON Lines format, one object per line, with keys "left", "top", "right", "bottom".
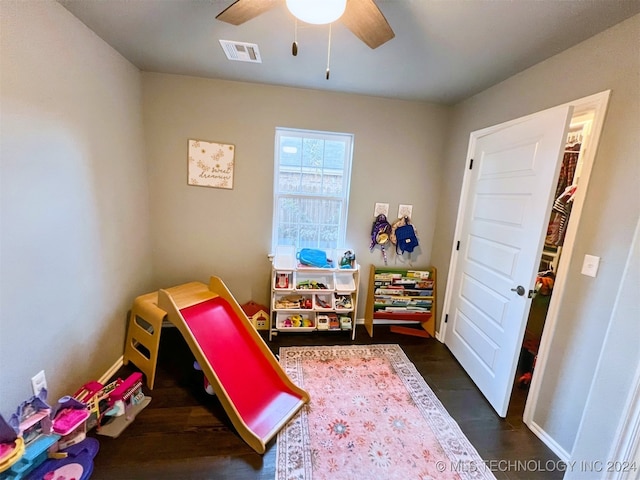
{"left": 157, "top": 277, "right": 310, "bottom": 454}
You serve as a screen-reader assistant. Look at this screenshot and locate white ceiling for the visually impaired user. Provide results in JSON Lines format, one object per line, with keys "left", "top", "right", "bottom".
{"left": 58, "top": 0, "right": 640, "bottom": 104}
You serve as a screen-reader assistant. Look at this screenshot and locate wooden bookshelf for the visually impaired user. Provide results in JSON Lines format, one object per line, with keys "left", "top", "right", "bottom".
{"left": 364, "top": 264, "right": 436, "bottom": 338}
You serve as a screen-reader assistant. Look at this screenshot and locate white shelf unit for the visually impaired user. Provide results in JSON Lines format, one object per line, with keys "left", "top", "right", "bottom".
{"left": 269, "top": 246, "right": 359, "bottom": 341}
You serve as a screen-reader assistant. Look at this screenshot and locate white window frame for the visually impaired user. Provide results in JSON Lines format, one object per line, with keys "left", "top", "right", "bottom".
{"left": 272, "top": 127, "right": 354, "bottom": 250}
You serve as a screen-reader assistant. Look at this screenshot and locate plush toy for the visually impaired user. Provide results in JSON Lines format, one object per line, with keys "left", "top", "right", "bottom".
{"left": 290, "top": 315, "right": 302, "bottom": 327}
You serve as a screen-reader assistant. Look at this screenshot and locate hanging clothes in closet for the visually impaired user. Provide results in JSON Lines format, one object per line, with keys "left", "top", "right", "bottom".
{"left": 546, "top": 143, "right": 580, "bottom": 247}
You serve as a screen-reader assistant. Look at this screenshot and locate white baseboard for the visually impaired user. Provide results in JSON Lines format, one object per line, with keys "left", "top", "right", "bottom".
{"left": 527, "top": 419, "right": 571, "bottom": 462}
{"left": 99, "top": 355, "right": 124, "bottom": 385}
{"left": 355, "top": 318, "right": 421, "bottom": 326}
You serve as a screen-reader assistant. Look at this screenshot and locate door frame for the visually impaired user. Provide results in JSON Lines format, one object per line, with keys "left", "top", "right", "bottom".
{"left": 438, "top": 90, "right": 610, "bottom": 459}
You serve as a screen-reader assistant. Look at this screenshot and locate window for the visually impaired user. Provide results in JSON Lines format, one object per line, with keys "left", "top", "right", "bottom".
{"left": 272, "top": 127, "right": 354, "bottom": 250}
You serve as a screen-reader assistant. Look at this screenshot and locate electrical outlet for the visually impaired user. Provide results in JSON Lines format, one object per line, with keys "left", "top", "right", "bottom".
{"left": 31, "top": 370, "right": 47, "bottom": 395}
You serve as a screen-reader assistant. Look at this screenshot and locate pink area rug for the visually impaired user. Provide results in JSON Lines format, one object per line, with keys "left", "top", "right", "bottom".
{"left": 276, "top": 344, "right": 496, "bottom": 480}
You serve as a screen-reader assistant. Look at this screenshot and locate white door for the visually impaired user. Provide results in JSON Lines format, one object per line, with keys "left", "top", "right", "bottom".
{"left": 444, "top": 105, "right": 573, "bottom": 417}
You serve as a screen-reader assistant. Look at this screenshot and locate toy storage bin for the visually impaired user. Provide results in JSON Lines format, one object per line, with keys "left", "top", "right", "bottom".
{"left": 273, "top": 293, "right": 313, "bottom": 310}
{"left": 314, "top": 293, "right": 333, "bottom": 311}
{"left": 334, "top": 272, "right": 356, "bottom": 292}
{"left": 295, "top": 273, "right": 334, "bottom": 291}
{"left": 276, "top": 312, "right": 316, "bottom": 332}
{"left": 273, "top": 245, "right": 297, "bottom": 270}
{"left": 333, "top": 293, "right": 354, "bottom": 311}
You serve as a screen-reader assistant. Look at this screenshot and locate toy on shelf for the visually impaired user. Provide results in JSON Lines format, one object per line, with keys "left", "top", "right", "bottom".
{"left": 296, "top": 280, "right": 328, "bottom": 290}
{"left": 339, "top": 250, "right": 356, "bottom": 269}
{"left": 334, "top": 294, "right": 352, "bottom": 310}
{"left": 317, "top": 314, "right": 329, "bottom": 330}
{"left": 275, "top": 273, "right": 290, "bottom": 289}
{"left": 277, "top": 313, "right": 315, "bottom": 330}
{"left": 340, "top": 316, "right": 352, "bottom": 330}
{"left": 274, "top": 295, "right": 311, "bottom": 309}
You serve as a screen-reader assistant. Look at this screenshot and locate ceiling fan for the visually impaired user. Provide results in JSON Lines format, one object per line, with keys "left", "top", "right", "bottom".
{"left": 216, "top": 0, "right": 395, "bottom": 49}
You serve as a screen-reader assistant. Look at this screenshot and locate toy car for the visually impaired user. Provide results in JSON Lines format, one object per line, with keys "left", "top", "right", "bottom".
{"left": 340, "top": 316, "right": 352, "bottom": 330}
{"left": 317, "top": 314, "right": 329, "bottom": 330}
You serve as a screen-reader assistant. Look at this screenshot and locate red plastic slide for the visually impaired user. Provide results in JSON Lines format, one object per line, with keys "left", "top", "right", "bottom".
{"left": 157, "top": 278, "right": 309, "bottom": 454}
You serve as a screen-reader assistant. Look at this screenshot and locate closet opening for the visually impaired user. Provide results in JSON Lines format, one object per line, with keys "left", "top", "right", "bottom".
{"left": 511, "top": 111, "right": 595, "bottom": 415}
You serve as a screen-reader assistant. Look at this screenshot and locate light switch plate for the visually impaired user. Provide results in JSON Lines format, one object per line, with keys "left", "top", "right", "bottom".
{"left": 581, "top": 254, "right": 600, "bottom": 277}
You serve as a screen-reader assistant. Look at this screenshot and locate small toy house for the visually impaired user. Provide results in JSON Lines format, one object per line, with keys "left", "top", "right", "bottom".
{"left": 52, "top": 396, "right": 90, "bottom": 450}
{"left": 4, "top": 391, "right": 60, "bottom": 479}
{"left": 95, "top": 372, "right": 151, "bottom": 438}
{"left": 11, "top": 391, "right": 53, "bottom": 445}
{"left": 241, "top": 301, "right": 270, "bottom": 331}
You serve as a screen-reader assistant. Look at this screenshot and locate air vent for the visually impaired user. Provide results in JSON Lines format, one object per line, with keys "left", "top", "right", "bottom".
{"left": 219, "top": 40, "right": 262, "bottom": 63}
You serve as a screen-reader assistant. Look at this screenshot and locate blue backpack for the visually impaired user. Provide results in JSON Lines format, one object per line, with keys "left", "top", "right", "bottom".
{"left": 395, "top": 223, "right": 419, "bottom": 253}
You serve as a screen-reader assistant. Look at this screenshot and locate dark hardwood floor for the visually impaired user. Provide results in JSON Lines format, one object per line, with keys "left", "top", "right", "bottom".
{"left": 90, "top": 326, "right": 563, "bottom": 479}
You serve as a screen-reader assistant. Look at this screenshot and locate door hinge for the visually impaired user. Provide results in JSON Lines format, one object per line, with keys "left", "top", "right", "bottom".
{"left": 444, "top": 314, "right": 449, "bottom": 324}
{"left": 469, "top": 158, "right": 474, "bottom": 169}
{"left": 456, "top": 241, "right": 460, "bottom": 251}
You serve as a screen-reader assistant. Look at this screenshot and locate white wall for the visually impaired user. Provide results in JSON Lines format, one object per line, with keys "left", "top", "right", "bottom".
{"left": 432, "top": 14, "right": 640, "bottom": 457}
{"left": 0, "top": 0, "right": 153, "bottom": 411}
{"left": 567, "top": 217, "right": 640, "bottom": 478}
{"left": 141, "top": 73, "right": 449, "bottom": 312}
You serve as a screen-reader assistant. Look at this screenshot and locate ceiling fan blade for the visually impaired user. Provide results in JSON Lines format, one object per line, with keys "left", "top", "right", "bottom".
{"left": 340, "top": 0, "right": 395, "bottom": 49}
{"left": 216, "top": 0, "right": 279, "bottom": 25}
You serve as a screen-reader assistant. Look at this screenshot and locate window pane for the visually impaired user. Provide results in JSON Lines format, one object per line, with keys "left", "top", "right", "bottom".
{"left": 276, "top": 197, "right": 342, "bottom": 249}
{"left": 321, "top": 172, "right": 343, "bottom": 195}
{"left": 300, "top": 173, "right": 322, "bottom": 194}
{"left": 274, "top": 128, "right": 352, "bottom": 250}
{"left": 324, "top": 141, "right": 345, "bottom": 169}
{"left": 280, "top": 137, "right": 302, "bottom": 166}
{"left": 279, "top": 171, "right": 301, "bottom": 193}
{"left": 302, "top": 138, "right": 324, "bottom": 168}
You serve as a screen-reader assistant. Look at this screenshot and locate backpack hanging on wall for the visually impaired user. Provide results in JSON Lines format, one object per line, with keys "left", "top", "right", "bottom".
{"left": 369, "top": 214, "right": 392, "bottom": 265}
{"left": 391, "top": 216, "right": 419, "bottom": 254}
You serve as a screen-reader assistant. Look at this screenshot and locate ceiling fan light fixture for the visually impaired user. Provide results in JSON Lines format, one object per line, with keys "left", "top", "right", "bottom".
{"left": 285, "top": 0, "right": 347, "bottom": 25}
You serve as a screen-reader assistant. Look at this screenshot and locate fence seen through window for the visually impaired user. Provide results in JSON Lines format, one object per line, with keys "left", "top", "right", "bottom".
{"left": 272, "top": 128, "right": 354, "bottom": 250}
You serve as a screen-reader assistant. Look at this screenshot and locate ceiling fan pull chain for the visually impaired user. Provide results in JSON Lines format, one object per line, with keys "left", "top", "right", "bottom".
{"left": 292, "top": 19, "right": 298, "bottom": 56}
{"left": 326, "top": 23, "right": 332, "bottom": 80}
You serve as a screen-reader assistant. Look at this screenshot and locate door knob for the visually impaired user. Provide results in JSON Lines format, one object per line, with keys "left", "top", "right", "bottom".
{"left": 511, "top": 285, "right": 526, "bottom": 296}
